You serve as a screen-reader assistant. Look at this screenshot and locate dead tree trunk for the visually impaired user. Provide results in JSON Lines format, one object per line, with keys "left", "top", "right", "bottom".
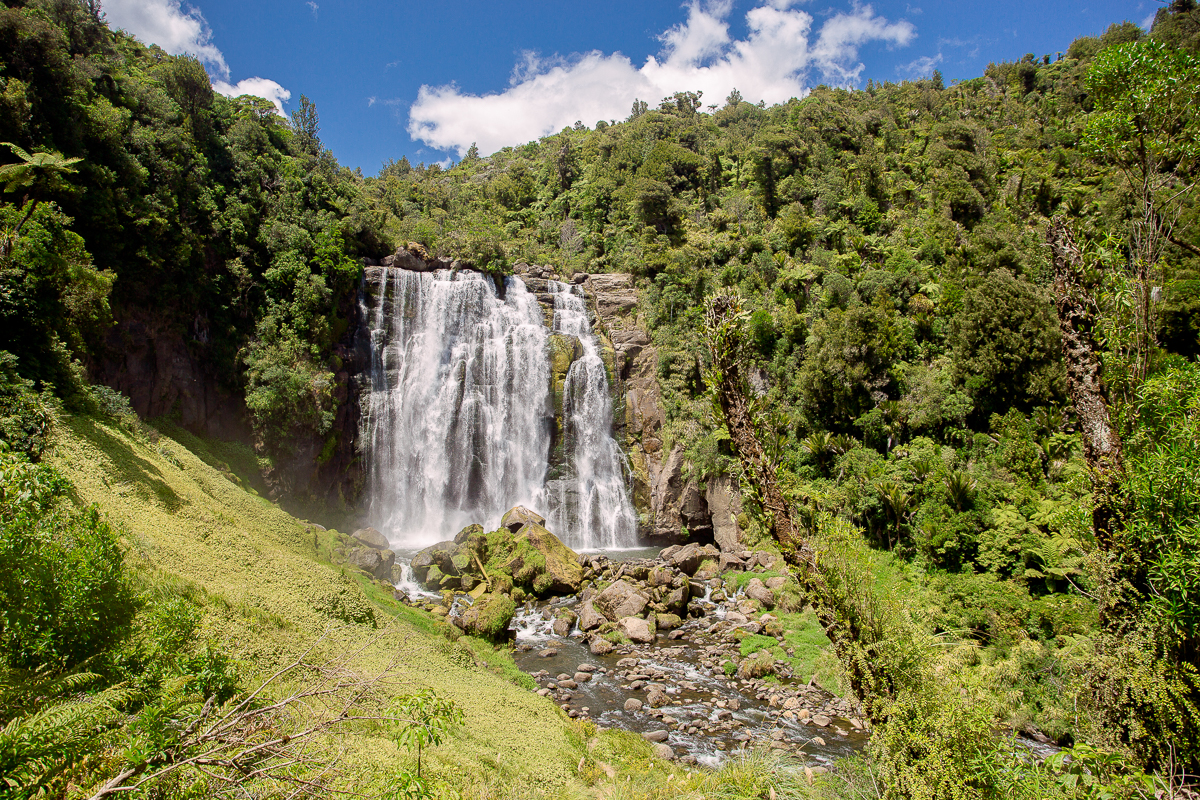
{"left": 1046, "top": 218, "right": 1126, "bottom": 551}
{"left": 703, "top": 293, "right": 890, "bottom": 723}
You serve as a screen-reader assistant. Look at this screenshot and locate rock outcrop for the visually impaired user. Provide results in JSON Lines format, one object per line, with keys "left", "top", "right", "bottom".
{"left": 584, "top": 272, "right": 744, "bottom": 548}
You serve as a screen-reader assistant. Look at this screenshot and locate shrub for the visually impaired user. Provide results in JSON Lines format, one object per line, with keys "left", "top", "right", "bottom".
{"left": 0, "top": 455, "right": 134, "bottom": 669}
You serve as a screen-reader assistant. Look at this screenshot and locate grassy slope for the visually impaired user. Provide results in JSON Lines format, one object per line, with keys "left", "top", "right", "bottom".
{"left": 46, "top": 413, "right": 593, "bottom": 798}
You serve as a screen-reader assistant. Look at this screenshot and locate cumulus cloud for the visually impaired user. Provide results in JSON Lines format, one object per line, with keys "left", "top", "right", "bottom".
{"left": 899, "top": 53, "right": 942, "bottom": 78}
{"left": 212, "top": 77, "right": 292, "bottom": 115}
{"left": 104, "top": 0, "right": 292, "bottom": 114}
{"left": 408, "top": 0, "right": 914, "bottom": 156}
{"left": 103, "top": 0, "right": 228, "bottom": 77}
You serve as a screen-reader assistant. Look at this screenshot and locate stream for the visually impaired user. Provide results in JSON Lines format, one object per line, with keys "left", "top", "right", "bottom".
{"left": 393, "top": 548, "right": 869, "bottom": 768}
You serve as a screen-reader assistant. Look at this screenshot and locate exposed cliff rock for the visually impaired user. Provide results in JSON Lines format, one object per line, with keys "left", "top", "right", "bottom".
{"left": 583, "top": 273, "right": 742, "bottom": 547}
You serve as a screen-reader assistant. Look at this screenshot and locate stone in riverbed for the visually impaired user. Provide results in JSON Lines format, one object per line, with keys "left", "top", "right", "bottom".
{"left": 588, "top": 635, "right": 614, "bottom": 655}
{"left": 624, "top": 698, "right": 643, "bottom": 712}
{"left": 502, "top": 522, "right": 584, "bottom": 596}
{"left": 410, "top": 540, "right": 455, "bottom": 582}
{"left": 457, "top": 593, "right": 516, "bottom": 640}
{"left": 618, "top": 616, "right": 655, "bottom": 643}
{"left": 538, "top": 648, "right": 558, "bottom": 658}
{"left": 594, "top": 579, "right": 648, "bottom": 620}
{"left": 578, "top": 601, "right": 605, "bottom": 631}
{"left": 646, "top": 687, "right": 669, "bottom": 707}
{"left": 573, "top": 672, "right": 592, "bottom": 683}
{"left": 454, "top": 523, "right": 484, "bottom": 544}
{"left": 746, "top": 578, "right": 775, "bottom": 607}
{"left": 655, "top": 613, "right": 682, "bottom": 630}
{"left": 642, "top": 729, "right": 669, "bottom": 742}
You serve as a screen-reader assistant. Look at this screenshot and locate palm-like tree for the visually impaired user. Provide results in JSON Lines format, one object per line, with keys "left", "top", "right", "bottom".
{"left": 0, "top": 142, "right": 82, "bottom": 254}
{"left": 801, "top": 431, "right": 834, "bottom": 475}
{"left": 943, "top": 470, "right": 977, "bottom": 512}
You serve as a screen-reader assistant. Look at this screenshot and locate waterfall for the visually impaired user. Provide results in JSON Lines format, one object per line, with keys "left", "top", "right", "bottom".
{"left": 544, "top": 282, "right": 638, "bottom": 550}
{"left": 360, "top": 268, "right": 638, "bottom": 551}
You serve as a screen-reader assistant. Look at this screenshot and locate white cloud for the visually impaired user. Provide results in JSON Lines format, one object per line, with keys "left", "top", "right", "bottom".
{"left": 103, "top": 0, "right": 228, "bottom": 77}
{"left": 408, "top": 1, "right": 915, "bottom": 156}
{"left": 1141, "top": 10, "right": 1157, "bottom": 31}
{"left": 898, "top": 53, "right": 942, "bottom": 79}
{"left": 104, "top": 1, "right": 292, "bottom": 115}
{"left": 212, "top": 77, "right": 292, "bottom": 115}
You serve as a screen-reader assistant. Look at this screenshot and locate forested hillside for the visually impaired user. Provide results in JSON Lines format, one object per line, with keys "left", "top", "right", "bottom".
{"left": 2, "top": 0, "right": 1199, "bottom": 796}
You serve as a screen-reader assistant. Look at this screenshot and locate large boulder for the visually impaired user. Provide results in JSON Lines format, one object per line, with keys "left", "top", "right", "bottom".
{"left": 664, "top": 542, "right": 720, "bottom": 576}
{"left": 706, "top": 474, "right": 743, "bottom": 552}
{"left": 745, "top": 578, "right": 775, "bottom": 608}
{"left": 593, "top": 579, "right": 648, "bottom": 621}
{"left": 345, "top": 546, "right": 396, "bottom": 581}
{"left": 351, "top": 527, "right": 390, "bottom": 550}
{"left": 393, "top": 245, "right": 431, "bottom": 272}
{"left": 618, "top": 616, "right": 655, "bottom": 643}
{"left": 454, "top": 523, "right": 484, "bottom": 544}
{"left": 457, "top": 593, "right": 516, "bottom": 640}
{"left": 578, "top": 601, "right": 606, "bottom": 631}
{"left": 501, "top": 522, "right": 582, "bottom": 596}
{"left": 501, "top": 506, "right": 546, "bottom": 533}
{"left": 411, "top": 541, "right": 455, "bottom": 583}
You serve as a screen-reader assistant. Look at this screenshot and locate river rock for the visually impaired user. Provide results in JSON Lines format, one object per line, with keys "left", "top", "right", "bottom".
{"left": 345, "top": 546, "right": 396, "bottom": 581}
{"left": 624, "top": 698, "right": 643, "bottom": 712}
{"left": 655, "top": 613, "right": 682, "bottom": 630}
{"left": 642, "top": 729, "right": 669, "bottom": 743}
{"left": 594, "top": 579, "right": 648, "bottom": 620}
{"left": 392, "top": 246, "right": 431, "bottom": 272}
{"left": 719, "top": 552, "right": 747, "bottom": 573}
{"left": 664, "top": 542, "right": 712, "bottom": 575}
{"left": 646, "top": 687, "right": 669, "bottom": 707}
{"left": 618, "top": 616, "right": 655, "bottom": 644}
{"left": 501, "top": 505, "right": 545, "bottom": 533}
{"left": 578, "top": 601, "right": 605, "bottom": 631}
{"left": 411, "top": 540, "right": 455, "bottom": 583}
{"left": 351, "top": 527, "right": 389, "bottom": 550}
{"left": 457, "top": 593, "right": 516, "bottom": 639}
{"left": 664, "top": 585, "right": 689, "bottom": 615}
{"left": 652, "top": 743, "right": 674, "bottom": 760}
{"left": 577, "top": 663, "right": 597, "bottom": 672}
{"left": 588, "top": 635, "right": 614, "bottom": 655}
{"left": 737, "top": 650, "right": 775, "bottom": 680}
{"left": 746, "top": 578, "right": 775, "bottom": 608}
{"left": 811, "top": 714, "right": 832, "bottom": 728}
{"left": 503, "top": 522, "right": 583, "bottom": 595}
{"left": 573, "top": 672, "right": 592, "bottom": 683}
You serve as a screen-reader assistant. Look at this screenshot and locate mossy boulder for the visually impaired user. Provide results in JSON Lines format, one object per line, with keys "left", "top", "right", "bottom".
{"left": 412, "top": 540, "right": 455, "bottom": 582}
{"left": 454, "top": 523, "right": 484, "bottom": 544}
{"left": 500, "top": 505, "right": 546, "bottom": 534}
{"left": 458, "top": 592, "right": 516, "bottom": 640}
{"left": 501, "top": 522, "right": 582, "bottom": 596}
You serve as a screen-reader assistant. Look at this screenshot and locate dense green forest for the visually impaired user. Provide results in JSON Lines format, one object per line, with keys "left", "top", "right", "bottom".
{"left": 2, "top": 0, "right": 1200, "bottom": 797}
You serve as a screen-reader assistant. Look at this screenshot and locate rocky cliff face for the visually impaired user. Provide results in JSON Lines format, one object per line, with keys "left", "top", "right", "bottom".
{"left": 97, "top": 307, "right": 364, "bottom": 519}
{"left": 582, "top": 273, "right": 744, "bottom": 548}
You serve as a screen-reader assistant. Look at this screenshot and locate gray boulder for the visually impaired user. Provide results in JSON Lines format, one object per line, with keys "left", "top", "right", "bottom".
{"left": 501, "top": 505, "right": 546, "bottom": 533}
{"left": 411, "top": 541, "right": 455, "bottom": 583}
{"left": 577, "top": 601, "right": 606, "bottom": 631}
{"left": 746, "top": 578, "right": 775, "bottom": 607}
{"left": 345, "top": 546, "right": 396, "bottom": 581}
{"left": 393, "top": 247, "right": 430, "bottom": 272}
{"left": 351, "top": 527, "right": 390, "bottom": 550}
{"left": 618, "top": 616, "right": 655, "bottom": 644}
{"left": 665, "top": 542, "right": 719, "bottom": 576}
{"left": 594, "top": 579, "right": 648, "bottom": 621}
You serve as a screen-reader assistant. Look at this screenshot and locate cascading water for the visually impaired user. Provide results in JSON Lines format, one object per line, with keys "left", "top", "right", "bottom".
{"left": 360, "top": 268, "right": 638, "bottom": 551}
{"left": 543, "top": 282, "right": 638, "bottom": 550}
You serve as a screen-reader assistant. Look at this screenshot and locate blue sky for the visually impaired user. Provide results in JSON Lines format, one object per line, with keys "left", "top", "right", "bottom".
{"left": 103, "top": 0, "right": 1157, "bottom": 175}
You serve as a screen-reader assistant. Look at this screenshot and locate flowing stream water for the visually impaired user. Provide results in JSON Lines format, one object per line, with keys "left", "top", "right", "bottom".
{"left": 360, "top": 268, "right": 637, "bottom": 550}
